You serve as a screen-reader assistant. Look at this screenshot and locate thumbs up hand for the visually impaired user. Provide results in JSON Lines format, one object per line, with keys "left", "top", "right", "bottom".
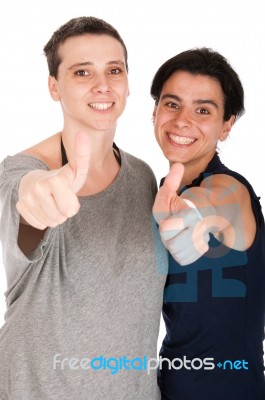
{"left": 16, "top": 132, "right": 91, "bottom": 230}
{"left": 153, "top": 163, "right": 210, "bottom": 266}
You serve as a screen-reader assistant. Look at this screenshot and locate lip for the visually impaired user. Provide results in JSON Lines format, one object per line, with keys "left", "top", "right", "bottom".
{"left": 166, "top": 131, "right": 197, "bottom": 147}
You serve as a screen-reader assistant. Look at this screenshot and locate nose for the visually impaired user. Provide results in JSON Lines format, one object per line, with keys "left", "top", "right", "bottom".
{"left": 91, "top": 74, "right": 111, "bottom": 94}
{"left": 173, "top": 107, "right": 192, "bottom": 129}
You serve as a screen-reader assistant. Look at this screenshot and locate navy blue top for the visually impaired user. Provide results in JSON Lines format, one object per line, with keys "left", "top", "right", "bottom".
{"left": 159, "top": 153, "right": 265, "bottom": 399}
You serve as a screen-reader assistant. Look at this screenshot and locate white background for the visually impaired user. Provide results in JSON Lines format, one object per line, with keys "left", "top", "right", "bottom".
{"left": 0, "top": 0, "right": 264, "bottom": 351}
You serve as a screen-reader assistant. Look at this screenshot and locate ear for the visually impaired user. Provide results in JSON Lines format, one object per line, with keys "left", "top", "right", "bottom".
{"left": 48, "top": 76, "right": 60, "bottom": 101}
{"left": 152, "top": 106, "right": 157, "bottom": 123}
{"left": 220, "top": 115, "right": 235, "bottom": 141}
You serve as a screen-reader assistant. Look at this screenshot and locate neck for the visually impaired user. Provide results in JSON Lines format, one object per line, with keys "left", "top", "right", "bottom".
{"left": 170, "top": 151, "right": 216, "bottom": 188}
{"left": 61, "top": 127, "right": 117, "bottom": 168}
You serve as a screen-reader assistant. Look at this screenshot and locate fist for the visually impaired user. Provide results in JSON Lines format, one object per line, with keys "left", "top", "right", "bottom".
{"left": 16, "top": 132, "right": 90, "bottom": 230}
{"left": 153, "top": 163, "right": 210, "bottom": 265}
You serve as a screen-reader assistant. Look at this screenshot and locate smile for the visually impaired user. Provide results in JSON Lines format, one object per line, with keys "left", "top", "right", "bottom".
{"left": 88, "top": 102, "right": 114, "bottom": 111}
{"left": 167, "top": 132, "right": 196, "bottom": 145}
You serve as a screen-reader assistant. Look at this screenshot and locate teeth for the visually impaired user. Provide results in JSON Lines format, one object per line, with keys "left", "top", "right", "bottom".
{"left": 89, "top": 102, "right": 113, "bottom": 110}
{"left": 168, "top": 133, "right": 195, "bottom": 145}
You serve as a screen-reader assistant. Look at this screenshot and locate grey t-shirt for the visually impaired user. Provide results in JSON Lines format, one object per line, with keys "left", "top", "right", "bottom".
{"left": 0, "top": 150, "right": 167, "bottom": 400}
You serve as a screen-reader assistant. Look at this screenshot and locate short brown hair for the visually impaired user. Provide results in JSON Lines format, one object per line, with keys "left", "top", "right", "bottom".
{"left": 43, "top": 16, "right": 128, "bottom": 78}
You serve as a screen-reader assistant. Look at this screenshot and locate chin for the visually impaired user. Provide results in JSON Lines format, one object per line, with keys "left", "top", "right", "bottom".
{"left": 163, "top": 150, "right": 184, "bottom": 165}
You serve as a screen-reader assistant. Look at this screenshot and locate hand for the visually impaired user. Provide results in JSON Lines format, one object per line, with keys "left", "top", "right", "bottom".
{"left": 16, "top": 131, "right": 90, "bottom": 230}
{"left": 153, "top": 163, "right": 210, "bottom": 265}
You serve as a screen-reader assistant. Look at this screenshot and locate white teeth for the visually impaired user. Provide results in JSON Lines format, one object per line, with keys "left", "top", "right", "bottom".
{"left": 89, "top": 102, "right": 113, "bottom": 110}
{"left": 168, "top": 133, "right": 195, "bottom": 145}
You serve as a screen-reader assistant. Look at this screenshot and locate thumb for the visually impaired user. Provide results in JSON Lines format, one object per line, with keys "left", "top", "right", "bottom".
{"left": 70, "top": 131, "right": 91, "bottom": 193}
{"left": 153, "top": 163, "right": 185, "bottom": 223}
{"left": 163, "top": 163, "right": 185, "bottom": 195}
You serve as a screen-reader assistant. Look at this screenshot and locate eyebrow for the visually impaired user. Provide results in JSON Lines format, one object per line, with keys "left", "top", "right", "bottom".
{"left": 161, "top": 94, "right": 219, "bottom": 109}
{"left": 68, "top": 60, "right": 125, "bottom": 70}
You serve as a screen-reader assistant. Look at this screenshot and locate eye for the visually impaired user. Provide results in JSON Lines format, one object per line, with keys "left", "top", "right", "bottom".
{"left": 75, "top": 70, "right": 90, "bottom": 77}
{"left": 109, "top": 68, "right": 123, "bottom": 75}
{"left": 197, "top": 108, "right": 210, "bottom": 114}
{"left": 165, "top": 102, "right": 179, "bottom": 109}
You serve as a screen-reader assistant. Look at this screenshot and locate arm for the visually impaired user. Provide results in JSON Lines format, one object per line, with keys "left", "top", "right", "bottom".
{"left": 16, "top": 132, "right": 91, "bottom": 256}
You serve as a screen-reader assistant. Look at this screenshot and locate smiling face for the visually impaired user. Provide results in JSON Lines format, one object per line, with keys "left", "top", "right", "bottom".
{"left": 48, "top": 34, "right": 129, "bottom": 133}
{"left": 153, "top": 71, "right": 235, "bottom": 175}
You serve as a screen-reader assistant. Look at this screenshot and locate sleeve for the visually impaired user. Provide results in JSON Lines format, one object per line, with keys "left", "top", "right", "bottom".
{"left": 150, "top": 167, "right": 158, "bottom": 201}
{"left": 0, "top": 154, "right": 54, "bottom": 293}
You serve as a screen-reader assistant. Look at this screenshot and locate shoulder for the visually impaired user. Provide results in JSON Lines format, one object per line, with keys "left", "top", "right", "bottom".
{"left": 199, "top": 154, "right": 258, "bottom": 202}
{"left": 0, "top": 133, "right": 61, "bottom": 179}
{"left": 120, "top": 149, "right": 156, "bottom": 179}
{"left": 119, "top": 149, "right": 158, "bottom": 196}
{"left": 0, "top": 153, "right": 49, "bottom": 181}
{"left": 199, "top": 173, "right": 253, "bottom": 212}
{"left": 20, "top": 132, "right": 61, "bottom": 170}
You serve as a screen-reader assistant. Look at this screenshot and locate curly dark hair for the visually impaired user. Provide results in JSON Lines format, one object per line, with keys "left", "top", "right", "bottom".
{"left": 151, "top": 47, "right": 244, "bottom": 121}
